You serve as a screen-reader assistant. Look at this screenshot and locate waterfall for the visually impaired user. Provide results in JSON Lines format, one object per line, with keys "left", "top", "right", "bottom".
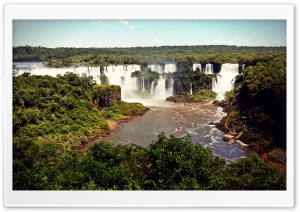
{"left": 205, "top": 64, "right": 213, "bottom": 74}
{"left": 148, "top": 64, "right": 164, "bottom": 73}
{"left": 149, "top": 76, "right": 174, "bottom": 100}
{"left": 212, "top": 63, "right": 239, "bottom": 100}
{"left": 141, "top": 77, "right": 145, "bottom": 92}
{"left": 193, "top": 63, "right": 201, "bottom": 71}
{"left": 154, "top": 76, "right": 166, "bottom": 99}
{"left": 190, "top": 83, "right": 193, "bottom": 95}
{"left": 164, "top": 64, "right": 177, "bottom": 73}
{"left": 13, "top": 62, "right": 177, "bottom": 101}
{"left": 148, "top": 63, "right": 176, "bottom": 73}
{"left": 150, "top": 81, "right": 155, "bottom": 95}
{"left": 166, "top": 77, "right": 174, "bottom": 98}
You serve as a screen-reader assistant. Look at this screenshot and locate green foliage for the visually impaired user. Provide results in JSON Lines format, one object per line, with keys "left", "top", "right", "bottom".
{"left": 142, "top": 68, "right": 159, "bottom": 81}
{"left": 217, "top": 54, "right": 287, "bottom": 149}
{"left": 221, "top": 154, "right": 286, "bottom": 190}
{"left": 102, "top": 101, "right": 148, "bottom": 120}
{"left": 92, "top": 84, "right": 121, "bottom": 108}
{"left": 166, "top": 92, "right": 194, "bottom": 102}
{"left": 137, "top": 133, "right": 226, "bottom": 190}
{"left": 13, "top": 45, "right": 286, "bottom": 67}
{"left": 171, "top": 68, "right": 215, "bottom": 94}
{"left": 166, "top": 90, "right": 216, "bottom": 102}
{"left": 13, "top": 133, "right": 286, "bottom": 190}
{"left": 194, "top": 89, "right": 217, "bottom": 101}
{"left": 13, "top": 47, "right": 287, "bottom": 191}
{"left": 13, "top": 74, "right": 110, "bottom": 140}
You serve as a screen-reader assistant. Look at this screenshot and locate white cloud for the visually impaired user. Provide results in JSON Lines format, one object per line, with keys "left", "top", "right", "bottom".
{"left": 119, "top": 20, "right": 135, "bottom": 29}
{"left": 154, "top": 39, "right": 161, "bottom": 44}
{"left": 120, "top": 20, "right": 129, "bottom": 25}
{"left": 91, "top": 20, "right": 108, "bottom": 28}
{"left": 227, "top": 41, "right": 234, "bottom": 45}
{"left": 91, "top": 21, "right": 98, "bottom": 25}
{"left": 97, "top": 20, "right": 108, "bottom": 28}
{"left": 235, "top": 37, "right": 248, "bottom": 43}
{"left": 213, "top": 39, "right": 221, "bottom": 44}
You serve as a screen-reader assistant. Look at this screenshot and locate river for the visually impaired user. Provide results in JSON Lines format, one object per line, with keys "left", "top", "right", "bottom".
{"left": 102, "top": 100, "right": 253, "bottom": 163}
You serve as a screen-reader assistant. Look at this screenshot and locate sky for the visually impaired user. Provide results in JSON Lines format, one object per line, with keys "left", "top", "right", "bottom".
{"left": 13, "top": 20, "right": 286, "bottom": 48}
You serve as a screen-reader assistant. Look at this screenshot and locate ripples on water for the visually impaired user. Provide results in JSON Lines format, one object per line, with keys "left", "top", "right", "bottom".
{"left": 102, "top": 100, "right": 253, "bottom": 163}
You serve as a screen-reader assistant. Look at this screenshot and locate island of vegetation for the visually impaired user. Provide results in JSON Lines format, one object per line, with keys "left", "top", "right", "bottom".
{"left": 13, "top": 45, "right": 287, "bottom": 190}
{"left": 166, "top": 90, "right": 217, "bottom": 103}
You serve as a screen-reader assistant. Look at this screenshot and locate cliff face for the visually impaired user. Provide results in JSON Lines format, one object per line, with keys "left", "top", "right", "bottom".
{"left": 92, "top": 85, "right": 121, "bottom": 109}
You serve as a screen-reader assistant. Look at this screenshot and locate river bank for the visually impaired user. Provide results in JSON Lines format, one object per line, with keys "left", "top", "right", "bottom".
{"left": 214, "top": 102, "right": 286, "bottom": 173}
{"left": 77, "top": 98, "right": 285, "bottom": 172}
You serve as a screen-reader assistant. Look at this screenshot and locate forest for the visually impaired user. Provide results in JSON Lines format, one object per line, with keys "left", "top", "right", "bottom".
{"left": 13, "top": 45, "right": 285, "bottom": 70}
{"left": 13, "top": 45, "right": 287, "bottom": 190}
{"left": 215, "top": 52, "right": 286, "bottom": 167}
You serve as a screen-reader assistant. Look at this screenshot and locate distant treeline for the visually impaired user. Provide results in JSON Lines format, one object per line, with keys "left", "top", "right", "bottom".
{"left": 13, "top": 45, "right": 286, "bottom": 68}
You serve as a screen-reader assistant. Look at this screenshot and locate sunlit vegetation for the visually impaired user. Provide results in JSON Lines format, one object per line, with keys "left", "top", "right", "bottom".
{"left": 13, "top": 73, "right": 147, "bottom": 149}
{"left": 13, "top": 132, "right": 286, "bottom": 190}
{"left": 13, "top": 45, "right": 285, "bottom": 68}
{"left": 166, "top": 90, "right": 217, "bottom": 103}
{"left": 13, "top": 45, "right": 287, "bottom": 190}
{"left": 215, "top": 53, "right": 286, "bottom": 165}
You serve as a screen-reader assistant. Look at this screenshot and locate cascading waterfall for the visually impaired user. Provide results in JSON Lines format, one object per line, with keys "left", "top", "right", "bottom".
{"left": 190, "top": 83, "right": 193, "bottom": 95}
{"left": 212, "top": 63, "right": 239, "bottom": 101}
{"left": 150, "top": 81, "right": 155, "bottom": 95}
{"left": 141, "top": 77, "right": 145, "bottom": 92}
{"left": 166, "top": 77, "right": 174, "bottom": 98}
{"left": 148, "top": 63, "right": 176, "bottom": 73}
{"left": 164, "top": 64, "right": 177, "bottom": 73}
{"left": 148, "top": 64, "right": 164, "bottom": 73}
{"left": 13, "top": 62, "right": 175, "bottom": 101}
{"left": 153, "top": 76, "right": 166, "bottom": 99}
{"left": 193, "top": 63, "right": 202, "bottom": 71}
{"left": 205, "top": 64, "right": 213, "bottom": 74}
{"left": 149, "top": 76, "right": 175, "bottom": 100}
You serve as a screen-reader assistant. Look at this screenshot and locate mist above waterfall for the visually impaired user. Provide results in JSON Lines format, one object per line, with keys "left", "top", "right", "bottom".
{"left": 13, "top": 62, "right": 240, "bottom": 102}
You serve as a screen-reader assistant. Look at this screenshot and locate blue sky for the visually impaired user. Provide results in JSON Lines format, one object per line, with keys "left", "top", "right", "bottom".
{"left": 13, "top": 20, "right": 286, "bottom": 48}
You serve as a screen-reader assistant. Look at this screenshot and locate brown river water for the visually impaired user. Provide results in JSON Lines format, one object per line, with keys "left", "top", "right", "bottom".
{"left": 101, "top": 100, "right": 253, "bottom": 163}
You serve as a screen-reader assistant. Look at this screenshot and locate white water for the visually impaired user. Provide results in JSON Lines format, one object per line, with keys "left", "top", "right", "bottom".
{"left": 148, "top": 63, "right": 176, "bottom": 73}
{"left": 148, "top": 64, "right": 164, "bottom": 73}
{"left": 154, "top": 76, "right": 166, "bottom": 99}
{"left": 13, "top": 62, "right": 177, "bottom": 100}
{"left": 166, "top": 77, "right": 174, "bottom": 98}
{"left": 205, "top": 63, "right": 213, "bottom": 74}
{"left": 193, "top": 63, "right": 213, "bottom": 74}
{"left": 150, "top": 81, "right": 155, "bottom": 96}
{"left": 151, "top": 76, "right": 174, "bottom": 99}
{"left": 164, "top": 63, "right": 177, "bottom": 73}
{"left": 212, "top": 63, "right": 239, "bottom": 100}
{"left": 14, "top": 62, "right": 241, "bottom": 102}
{"left": 193, "top": 63, "right": 202, "bottom": 71}
{"left": 141, "top": 77, "right": 145, "bottom": 92}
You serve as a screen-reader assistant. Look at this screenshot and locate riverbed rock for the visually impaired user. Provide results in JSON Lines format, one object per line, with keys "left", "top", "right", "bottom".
{"left": 223, "top": 134, "right": 234, "bottom": 141}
